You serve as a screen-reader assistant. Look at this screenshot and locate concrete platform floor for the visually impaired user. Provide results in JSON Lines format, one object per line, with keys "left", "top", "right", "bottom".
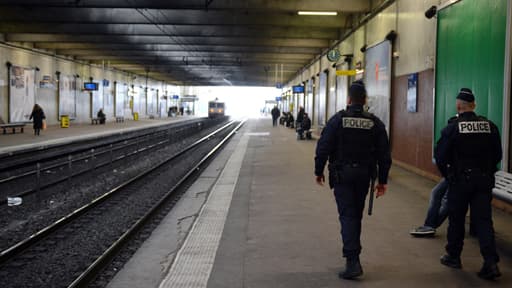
{"left": 110, "top": 118, "right": 512, "bottom": 288}
{"left": 0, "top": 116, "right": 196, "bottom": 154}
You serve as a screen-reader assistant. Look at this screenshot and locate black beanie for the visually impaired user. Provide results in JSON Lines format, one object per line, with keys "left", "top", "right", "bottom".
{"left": 456, "top": 88, "right": 475, "bottom": 102}
{"left": 349, "top": 80, "right": 367, "bottom": 100}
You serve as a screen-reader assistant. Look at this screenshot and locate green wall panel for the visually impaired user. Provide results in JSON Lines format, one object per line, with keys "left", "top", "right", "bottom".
{"left": 434, "top": 0, "right": 507, "bottom": 144}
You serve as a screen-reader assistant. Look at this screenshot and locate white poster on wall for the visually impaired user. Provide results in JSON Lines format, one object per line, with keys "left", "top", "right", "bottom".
{"left": 102, "top": 82, "right": 114, "bottom": 117}
{"left": 364, "top": 40, "right": 392, "bottom": 132}
{"left": 91, "top": 82, "right": 103, "bottom": 117}
{"left": 318, "top": 71, "right": 327, "bottom": 126}
{"left": 306, "top": 79, "right": 314, "bottom": 118}
{"left": 9, "top": 65, "right": 35, "bottom": 123}
{"left": 335, "top": 63, "right": 349, "bottom": 113}
{"left": 115, "top": 83, "right": 127, "bottom": 117}
{"left": 147, "top": 89, "right": 157, "bottom": 115}
{"left": 59, "top": 75, "right": 77, "bottom": 118}
{"left": 139, "top": 87, "right": 147, "bottom": 116}
{"left": 132, "top": 86, "right": 140, "bottom": 114}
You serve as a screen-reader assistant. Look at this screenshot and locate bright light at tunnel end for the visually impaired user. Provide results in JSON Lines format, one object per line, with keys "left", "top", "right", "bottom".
{"left": 297, "top": 11, "right": 338, "bottom": 16}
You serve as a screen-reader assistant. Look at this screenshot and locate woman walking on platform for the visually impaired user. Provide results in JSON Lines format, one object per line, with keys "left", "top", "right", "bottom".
{"left": 29, "top": 104, "right": 46, "bottom": 136}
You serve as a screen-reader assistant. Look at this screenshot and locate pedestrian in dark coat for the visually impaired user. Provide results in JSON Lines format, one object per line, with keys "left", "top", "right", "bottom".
{"left": 29, "top": 104, "right": 46, "bottom": 136}
{"left": 271, "top": 106, "right": 280, "bottom": 127}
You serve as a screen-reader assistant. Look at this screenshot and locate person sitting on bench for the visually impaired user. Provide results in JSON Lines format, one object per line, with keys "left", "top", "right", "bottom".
{"left": 97, "top": 108, "right": 106, "bottom": 124}
{"left": 298, "top": 113, "right": 312, "bottom": 140}
{"left": 286, "top": 113, "right": 294, "bottom": 128}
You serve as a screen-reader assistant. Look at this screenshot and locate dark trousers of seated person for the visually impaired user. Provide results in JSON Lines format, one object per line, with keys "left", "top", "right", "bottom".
{"left": 333, "top": 174, "right": 370, "bottom": 259}
{"left": 99, "top": 118, "right": 106, "bottom": 124}
{"left": 446, "top": 172, "right": 499, "bottom": 264}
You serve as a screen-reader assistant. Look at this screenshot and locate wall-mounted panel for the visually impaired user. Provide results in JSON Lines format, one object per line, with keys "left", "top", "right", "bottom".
{"left": 59, "top": 75, "right": 77, "bottom": 118}
{"left": 335, "top": 63, "right": 349, "bottom": 113}
{"left": 317, "top": 72, "right": 327, "bottom": 126}
{"left": 9, "top": 65, "right": 35, "bottom": 122}
{"left": 364, "top": 40, "right": 392, "bottom": 132}
{"left": 115, "top": 82, "right": 127, "bottom": 117}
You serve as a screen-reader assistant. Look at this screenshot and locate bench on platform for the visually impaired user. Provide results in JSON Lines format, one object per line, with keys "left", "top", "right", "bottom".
{"left": 91, "top": 118, "right": 105, "bottom": 125}
{"left": 115, "top": 116, "right": 125, "bottom": 123}
{"left": 0, "top": 123, "right": 27, "bottom": 134}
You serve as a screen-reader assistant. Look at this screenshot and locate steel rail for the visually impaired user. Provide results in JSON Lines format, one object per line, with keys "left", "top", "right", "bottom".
{"left": 68, "top": 119, "right": 245, "bottom": 287}
{"left": 1, "top": 131, "right": 177, "bottom": 205}
{"left": 0, "top": 119, "right": 225, "bottom": 205}
{"left": 0, "top": 120, "right": 237, "bottom": 265}
{"left": 0, "top": 118, "right": 210, "bottom": 173}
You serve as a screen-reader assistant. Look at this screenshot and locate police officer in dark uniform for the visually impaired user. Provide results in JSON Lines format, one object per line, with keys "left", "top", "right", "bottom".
{"left": 314, "top": 80, "right": 392, "bottom": 279}
{"left": 435, "top": 88, "right": 502, "bottom": 280}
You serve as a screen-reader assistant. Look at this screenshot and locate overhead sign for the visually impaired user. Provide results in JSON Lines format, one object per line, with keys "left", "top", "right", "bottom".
{"left": 336, "top": 70, "right": 357, "bottom": 76}
{"left": 276, "top": 82, "right": 283, "bottom": 89}
{"left": 275, "top": 96, "right": 282, "bottom": 101}
{"left": 292, "top": 85, "right": 304, "bottom": 93}
{"left": 172, "top": 95, "right": 179, "bottom": 99}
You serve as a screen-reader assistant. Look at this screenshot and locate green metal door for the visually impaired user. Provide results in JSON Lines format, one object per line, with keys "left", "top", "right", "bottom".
{"left": 434, "top": 0, "right": 507, "bottom": 144}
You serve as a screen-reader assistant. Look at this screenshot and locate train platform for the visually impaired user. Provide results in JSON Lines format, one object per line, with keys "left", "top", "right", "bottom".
{"left": 107, "top": 118, "right": 512, "bottom": 288}
{"left": 0, "top": 116, "right": 197, "bottom": 155}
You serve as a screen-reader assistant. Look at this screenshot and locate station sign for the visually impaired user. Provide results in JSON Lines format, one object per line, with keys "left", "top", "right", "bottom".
{"left": 172, "top": 95, "right": 179, "bottom": 99}
{"left": 275, "top": 96, "right": 282, "bottom": 101}
{"left": 336, "top": 70, "right": 357, "bottom": 76}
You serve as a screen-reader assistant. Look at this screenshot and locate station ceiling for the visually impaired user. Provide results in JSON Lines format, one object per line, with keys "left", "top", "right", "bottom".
{"left": 0, "top": 0, "right": 372, "bottom": 86}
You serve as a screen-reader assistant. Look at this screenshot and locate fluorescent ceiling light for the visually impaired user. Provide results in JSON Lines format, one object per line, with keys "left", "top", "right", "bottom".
{"left": 297, "top": 11, "right": 337, "bottom": 16}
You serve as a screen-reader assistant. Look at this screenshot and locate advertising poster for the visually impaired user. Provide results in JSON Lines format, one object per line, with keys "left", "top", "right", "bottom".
{"left": 103, "top": 81, "right": 114, "bottom": 116}
{"left": 318, "top": 72, "right": 327, "bottom": 126}
{"left": 115, "top": 82, "right": 127, "bottom": 117}
{"left": 407, "top": 73, "right": 418, "bottom": 113}
{"left": 364, "top": 40, "right": 392, "bottom": 132}
{"left": 91, "top": 82, "right": 103, "bottom": 117}
{"left": 306, "top": 79, "right": 314, "bottom": 118}
{"left": 147, "top": 89, "right": 157, "bottom": 115}
{"left": 139, "top": 87, "right": 147, "bottom": 116}
{"left": 132, "top": 86, "right": 140, "bottom": 114}
{"left": 9, "top": 65, "right": 36, "bottom": 123}
{"left": 59, "top": 75, "right": 77, "bottom": 118}
{"left": 335, "top": 63, "right": 349, "bottom": 113}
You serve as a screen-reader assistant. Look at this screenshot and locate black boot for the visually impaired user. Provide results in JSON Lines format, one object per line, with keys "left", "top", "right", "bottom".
{"left": 478, "top": 262, "right": 501, "bottom": 280}
{"left": 440, "top": 254, "right": 462, "bottom": 269}
{"left": 339, "top": 257, "right": 363, "bottom": 279}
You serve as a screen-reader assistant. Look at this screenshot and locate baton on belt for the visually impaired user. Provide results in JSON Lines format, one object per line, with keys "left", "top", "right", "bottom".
{"left": 368, "top": 177, "right": 376, "bottom": 216}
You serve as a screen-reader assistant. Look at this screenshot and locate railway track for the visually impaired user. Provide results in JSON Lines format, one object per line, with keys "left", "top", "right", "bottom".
{"left": 0, "top": 120, "right": 245, "bottom": 288}
{"left": 0, "top": 117, "right": 226, "bottom": 204}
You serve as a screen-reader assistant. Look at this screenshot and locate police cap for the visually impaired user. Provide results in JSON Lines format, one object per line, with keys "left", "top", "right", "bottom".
{"left": 349, "top": 80, "right": 367, "bottom": 101}
{"left": 456, "top": 88, "right": 475, "bottom": 102}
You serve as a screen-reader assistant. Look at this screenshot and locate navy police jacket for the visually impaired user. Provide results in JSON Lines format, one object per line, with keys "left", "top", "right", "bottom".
{"left": 314, "top": 104, "right": 392, "bottom": 184}
{"left": 435, "top": 111, "right": 502, "bottom": 178}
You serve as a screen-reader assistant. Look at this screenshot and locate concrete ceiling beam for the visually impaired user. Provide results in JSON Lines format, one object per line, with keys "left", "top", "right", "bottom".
{"left": 0, "top": 0, "right": 370, "bottom": 12}
{"left": 0, "top": 8, "right": 350, "bottom": 27}
{"left": 6, "top": 34, "right": 330, "bottom": 48}
{"left": 0, "top": 23, "right": 342, "bottom": 39}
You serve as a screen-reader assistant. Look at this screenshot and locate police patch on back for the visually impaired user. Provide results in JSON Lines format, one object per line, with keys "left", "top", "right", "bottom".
{"left": 458, "top": 121, "right": 491, "bottom": 134}
{"left": 343, "top": 117, "right": 374, "bottom": 130}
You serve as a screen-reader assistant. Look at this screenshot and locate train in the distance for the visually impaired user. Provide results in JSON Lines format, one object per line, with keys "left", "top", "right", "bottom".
{"left": 208, "top": 101, "right": 225, "bottom": 118}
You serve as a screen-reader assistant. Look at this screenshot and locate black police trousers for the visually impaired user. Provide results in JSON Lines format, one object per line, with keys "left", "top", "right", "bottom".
{"left": 333, "top": 178, "right": 370, "bottom": 259}
{"left": 446, "top": 172, "right": 499, "bottom": 263}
